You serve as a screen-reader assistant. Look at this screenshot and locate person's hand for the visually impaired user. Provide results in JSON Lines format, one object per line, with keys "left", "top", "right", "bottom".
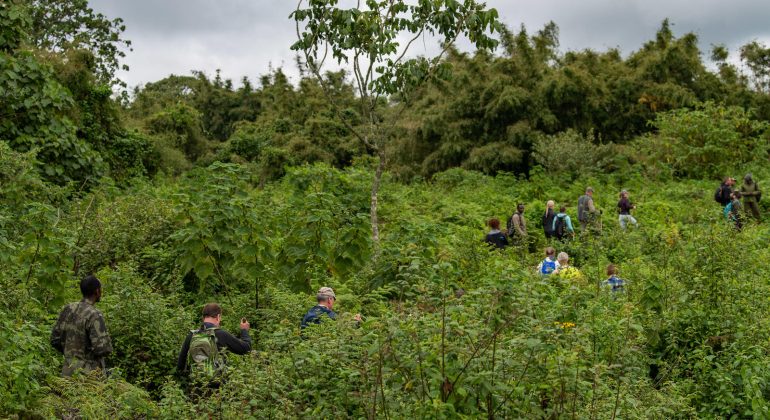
{"left": 240, "top": 318, "right": 250, "bottom": 331}
{"left": 354, "top": 313, "right": 362, "bottom": 322}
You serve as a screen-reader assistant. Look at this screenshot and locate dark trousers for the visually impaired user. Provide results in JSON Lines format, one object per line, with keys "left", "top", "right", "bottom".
{"left": 745, "top": 200, "right": 761, "bottom": 221}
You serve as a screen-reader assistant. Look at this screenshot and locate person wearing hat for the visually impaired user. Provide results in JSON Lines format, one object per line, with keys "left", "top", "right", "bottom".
{"left": 301, "top": 287, "right": 361, "bottom": 330}
{"left": 617, "top": 189, "right": 637, "bottom": 230}
{"left": 577, "top": 187, "right": 598, "bottom": 233}
{"left": 740, "top": 173, "right": 761, "bottom": 222}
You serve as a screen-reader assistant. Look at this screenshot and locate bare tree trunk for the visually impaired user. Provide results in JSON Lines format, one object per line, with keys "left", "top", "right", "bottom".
{"left": 370, "top": 149, "right": 385, "bottom": 243}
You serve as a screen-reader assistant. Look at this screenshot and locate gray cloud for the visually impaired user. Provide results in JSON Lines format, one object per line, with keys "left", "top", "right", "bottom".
{"left": 88, "top": 0, "right": 770, "bottom": 89}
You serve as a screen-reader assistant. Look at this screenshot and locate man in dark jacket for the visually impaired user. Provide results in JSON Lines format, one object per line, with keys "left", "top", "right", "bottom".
{"left": 715, "top": 177, "right": 735, "bottom": 207}
{"left": 176, "top": 303, "right": 251, "bottom": 375}
{"left": 301, "top": 287, "right": 361, "bottom": 330}
{"left": 484, "top": 218, "right": 509, "bottom": 249}
{"left": 51, "top": 275, "right": 113, "bottom": 377}
{"left": 542, "top": 200, "right": 556, "bottom": 239}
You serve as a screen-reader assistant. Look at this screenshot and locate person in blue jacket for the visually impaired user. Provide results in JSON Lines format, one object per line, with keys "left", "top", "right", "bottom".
{"left": 552, "top": 206, "right": 575, "bottom": 241}
{"left": 301, "top": 287, "right": 361, "bottom": 331}
{"left": 536, "top": 247, "right": 560, "bottom": 276}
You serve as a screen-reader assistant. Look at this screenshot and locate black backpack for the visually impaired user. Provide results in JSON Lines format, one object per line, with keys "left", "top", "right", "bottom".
{"left": 714, "top": 186, "right": 723, "bottom": 203}
{"left": 554, "top": 216, "right": 566, "bottom": 239}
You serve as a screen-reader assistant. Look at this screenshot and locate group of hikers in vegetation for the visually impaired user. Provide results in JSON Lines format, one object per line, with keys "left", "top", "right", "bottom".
{"left": 484, "top": 176, "right": 762, "bottom": 294}
{"left": 50, "top": 277, "right": 359, "bottom": 391}
{"left": 46, "top": 176, "right": 762, "bottom": 394}
{"left": 485, "top": 186, "right": 640, "bottom": 252}
{"left": 533, "top": 246, "right": 626, "bottom": 294}
{"left": 715, "top": 174, "right": 762, "bottom": 230}
{"left": 488, "top": 176, "right": 762, "bottom": 252}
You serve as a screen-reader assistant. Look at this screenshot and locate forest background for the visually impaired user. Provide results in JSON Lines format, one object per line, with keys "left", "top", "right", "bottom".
{"left": 3, "top": 0, "right": 770, "bottom": 417}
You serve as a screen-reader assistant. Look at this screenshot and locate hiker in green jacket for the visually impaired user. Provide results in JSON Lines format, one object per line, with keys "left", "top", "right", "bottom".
{"left": 740, "top": 173, "right": 761, "bottom": 222}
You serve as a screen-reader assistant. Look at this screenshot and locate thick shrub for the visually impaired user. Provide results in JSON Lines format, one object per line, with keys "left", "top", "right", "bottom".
{"left": 532, "top": 130, "right": 615, "bottom": 180}
{"left": 635, "top": 102, "right": 769, "bottom": 179}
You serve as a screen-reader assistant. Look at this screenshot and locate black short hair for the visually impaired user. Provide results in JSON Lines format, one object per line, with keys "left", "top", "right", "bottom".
{"left": 80, "top": 275, "right": 102, "bottom": 297}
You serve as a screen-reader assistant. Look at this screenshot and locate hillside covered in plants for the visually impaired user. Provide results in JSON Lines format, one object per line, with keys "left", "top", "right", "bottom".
{"left": 3, "top": 0, "right": 770, "bottom": 418}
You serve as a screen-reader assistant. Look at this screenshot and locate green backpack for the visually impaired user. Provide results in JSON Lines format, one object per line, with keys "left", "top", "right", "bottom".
{"left": 187, "top": 327, "right": 223, "bottom": 378}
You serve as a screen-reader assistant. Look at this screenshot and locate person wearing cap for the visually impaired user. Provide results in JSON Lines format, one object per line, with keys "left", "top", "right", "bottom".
{"left": 740, "top": 173, "right": 761, "bottom": 221}
{"left": 301, "top": 287, "right": 362, "bottom": 330}
{"left": 617, "top": 190, "right": 637, "bottom": 230}
{"left": 577, "top": 187, "right": 598, "bottom": 233}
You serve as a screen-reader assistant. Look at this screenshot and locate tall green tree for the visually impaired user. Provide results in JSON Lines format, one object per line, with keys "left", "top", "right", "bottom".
{"left": 0, "top": 1, "right": 105, "bottom": 184}
{"left": 740, "top": 41, "right": 770, "bottom": 93}
{"left": 26, "top": 0, "right": 132, "bottom": 90}
{"left": 291, "top": 0, "right": 502, "bottom": 243}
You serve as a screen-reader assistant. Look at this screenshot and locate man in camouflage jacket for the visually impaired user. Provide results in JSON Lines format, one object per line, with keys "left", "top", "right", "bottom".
{"left": 51, "top": 275, "right": 113, "bottom": 377}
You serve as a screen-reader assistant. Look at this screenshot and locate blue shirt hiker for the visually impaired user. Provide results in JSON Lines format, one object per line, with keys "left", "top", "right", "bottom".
{"left": 552, "top": 209, "right": 575, "bottom": 240}
{"left": 603, "top": 275, "right": 625, "bottom": 293}
{"left": 301, "top": 305, "right": 337, "bottom": 329}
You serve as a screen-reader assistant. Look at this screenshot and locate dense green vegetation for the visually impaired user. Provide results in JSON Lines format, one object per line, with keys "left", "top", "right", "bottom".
{"left": 4, "top": 0, "right": 770, "bottom": 418}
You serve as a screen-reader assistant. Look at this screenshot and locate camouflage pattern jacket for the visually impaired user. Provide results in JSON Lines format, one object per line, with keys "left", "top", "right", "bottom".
{"left": 51, "top": 298, "right": 113, "bottom": 376}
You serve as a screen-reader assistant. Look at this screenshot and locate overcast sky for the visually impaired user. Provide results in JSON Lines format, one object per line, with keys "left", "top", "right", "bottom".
{"left": 89, "top": 0, "right": 770, "bottom": 90}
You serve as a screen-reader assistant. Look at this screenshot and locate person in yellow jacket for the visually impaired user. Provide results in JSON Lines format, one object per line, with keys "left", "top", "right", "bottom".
{"left": 553, "top": 252, "right": 586, "bottom": 284}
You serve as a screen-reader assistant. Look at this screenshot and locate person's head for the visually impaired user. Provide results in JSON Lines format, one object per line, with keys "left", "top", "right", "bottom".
{"left": 620, "top": 189, "right": 628, "bottom": 199}
{"left": 544, "top": 247, "right": 556, "bottom": 258}
{"left": 202, "top": 303, "right": 222, "bottom": 326}
{"left": 80, "top": 275, "right": 102, "bottom": 302}
{"left": 517, "top": 204, "right": 525, "bottom": 213}
{"left": 316, "top": 286, "right": 336, "bottom": 309}
{"left": 559, "top": 206, "right": 567, "bottom": 213}
{"left": 488, "top": 218, "right": 500, "bottom": 230}
{"left": 557, "top": 252, "right": 569, "bottom": 265}
{"left": 745, "top": 173, "right": 754, "bottom": 183}
{"left": 585, "top": 187, "right": 594, "bottom": 196}
{"left": 546, "top": 200, "right": 555, "bottom": 209}
{"left": 607, "top": 264, "right": 618, "bottom": 276}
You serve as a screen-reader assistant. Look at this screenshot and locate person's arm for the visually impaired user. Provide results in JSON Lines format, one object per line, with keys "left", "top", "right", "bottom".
{"left": 87, "top": 312, "right": 113, "bottom": 358}
{"left": 50, "top": 306, "right": 69, "bottom": 353}
{"left": 215, "top": 329, "right": 252, "bottom": 355}
{"left": 588, "top": 198, "right": 596, "bottom": 213}
{"left": 566, "top": 216, "right": 574, "bottom": 232}
{"left": 176, "top": 333, "right": 192, "bottom": 373}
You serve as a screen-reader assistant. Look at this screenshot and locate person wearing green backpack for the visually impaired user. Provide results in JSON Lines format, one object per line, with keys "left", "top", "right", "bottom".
{"left": 176, "top": 303, "right": 251, "bottom": 384}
